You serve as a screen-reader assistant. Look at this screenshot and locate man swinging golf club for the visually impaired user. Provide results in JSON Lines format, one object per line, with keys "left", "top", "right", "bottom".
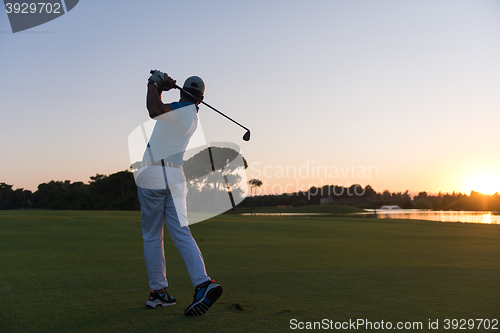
{"left": 136, "top": 70, "right": 222, "bottom": 316}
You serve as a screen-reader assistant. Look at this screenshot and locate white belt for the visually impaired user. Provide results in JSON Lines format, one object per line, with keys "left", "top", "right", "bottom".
{"left": 141, "top": 160, "right": 183, "bottom": 169}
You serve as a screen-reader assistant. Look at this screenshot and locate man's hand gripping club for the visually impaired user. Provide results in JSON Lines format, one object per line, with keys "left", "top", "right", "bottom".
{"left": 148, "top": 70, "right": 177, "bottom": 91}
{"left": 147, "top": 70, "right": 177, "bottom": 119}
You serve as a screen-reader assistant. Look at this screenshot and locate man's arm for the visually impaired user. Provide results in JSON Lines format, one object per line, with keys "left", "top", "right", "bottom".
{"left": 146, "top": 75, "right": 177, "bottom": 120}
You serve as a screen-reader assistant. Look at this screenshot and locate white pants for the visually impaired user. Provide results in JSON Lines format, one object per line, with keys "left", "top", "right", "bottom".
{"left": 137, "top": 167, "right": 210, "bottom": 290}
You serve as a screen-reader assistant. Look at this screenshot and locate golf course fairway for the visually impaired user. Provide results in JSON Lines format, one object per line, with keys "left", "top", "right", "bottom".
{"left": 0, "top": 211, "right": 498, "bottom": 332}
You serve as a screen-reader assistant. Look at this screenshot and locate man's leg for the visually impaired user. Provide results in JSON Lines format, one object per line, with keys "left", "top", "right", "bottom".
{"left": 164, "top": 192, "right": 211, "bottom": 287}
{"left": 164, "top": 192, "right": 223, "bottom": 316}
{"left": 138, "top": 186, "right": 169, "bottom": 291}
{"left": 163, "top": 167, "right": 222, "bottom": 316}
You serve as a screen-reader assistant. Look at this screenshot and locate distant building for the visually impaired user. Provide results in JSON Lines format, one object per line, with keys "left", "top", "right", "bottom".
{"left": 320, "top": 197, "right": 335, "bottom": 205}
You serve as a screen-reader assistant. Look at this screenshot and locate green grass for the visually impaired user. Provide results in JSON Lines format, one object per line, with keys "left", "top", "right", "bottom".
{"left": 229, "top": 204, "right": 364, "bottom": 214}
{"left": 0, "top": 211, "right": 499, "bottom": 332}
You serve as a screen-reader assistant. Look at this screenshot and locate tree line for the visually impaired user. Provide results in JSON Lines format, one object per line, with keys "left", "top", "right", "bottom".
{"left": 2, "top": 146, "right": 248, "bottom": 211}
{"left": 240, "top": 184, "right": 500, "bottom": 212}
{"left": 0, "top": 171, "right": 138, "bottom": 210}
{"left": 1, "top": 176, "right": 499, "bottom": 212}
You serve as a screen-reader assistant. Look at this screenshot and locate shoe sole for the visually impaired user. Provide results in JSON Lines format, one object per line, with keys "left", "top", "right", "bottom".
{"left": 185, "top": 285, "right": 223, "bottom": 316}
{"left": 146, "top": 300, "right": 176, "bottom": 308}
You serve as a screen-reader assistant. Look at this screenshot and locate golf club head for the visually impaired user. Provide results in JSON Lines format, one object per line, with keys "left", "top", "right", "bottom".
{"left": 243, "top": 130, "right": 251, "bottom": 141}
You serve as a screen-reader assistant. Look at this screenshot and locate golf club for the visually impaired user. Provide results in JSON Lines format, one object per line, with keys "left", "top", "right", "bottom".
{"left": 150, "top": 70, "right": 251, "bottom": 141}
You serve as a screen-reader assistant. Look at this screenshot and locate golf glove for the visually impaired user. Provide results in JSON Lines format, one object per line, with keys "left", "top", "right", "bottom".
{"left": 148, "top": 70, "right": 168, "bottom": 86}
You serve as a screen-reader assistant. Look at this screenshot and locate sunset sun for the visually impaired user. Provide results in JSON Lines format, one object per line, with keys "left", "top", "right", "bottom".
{"left": 462, "top": 172, "right": 500, "bottom": 195}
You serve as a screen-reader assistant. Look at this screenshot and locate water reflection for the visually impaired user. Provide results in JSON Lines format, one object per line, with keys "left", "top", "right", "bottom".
{"left": 238, "top": 210, "right": 500, "bottom": 224}
{"left": 361, "top": 209, "right": 499, "bottom": 224}
{"left": 239, "top": 213, "right": 330, "bottom": 216}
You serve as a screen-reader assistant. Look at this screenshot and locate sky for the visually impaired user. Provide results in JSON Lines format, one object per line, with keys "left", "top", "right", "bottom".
{"left": 1, "top": 0, "right": 500, "bottom": 196}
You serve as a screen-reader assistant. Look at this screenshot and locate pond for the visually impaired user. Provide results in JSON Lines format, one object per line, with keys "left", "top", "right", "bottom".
{"left": 360, "top": 209, "right": 500, "bottom": 224}
{"left": 239, "top": 213, "right": 331, "bottom": 216}
{"left": 239, "top": 210, "right": 500, "bottom": 224}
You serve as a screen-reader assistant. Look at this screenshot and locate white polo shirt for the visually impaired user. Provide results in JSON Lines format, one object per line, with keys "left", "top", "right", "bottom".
{"left": 142, "top": 102, "right": 198, "bottom": 165}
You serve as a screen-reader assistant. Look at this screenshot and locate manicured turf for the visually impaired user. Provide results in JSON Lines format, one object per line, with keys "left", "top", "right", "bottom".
{"left": 229, "top": 204, "right": 364, "bottom": 214}
{"left": 0, "top": 210, "right": 499, "bottom": 332}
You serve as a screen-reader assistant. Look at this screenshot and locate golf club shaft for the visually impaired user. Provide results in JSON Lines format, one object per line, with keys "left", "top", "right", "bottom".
{"left": 174, "top": 85, "right": 249, "bottom": 132}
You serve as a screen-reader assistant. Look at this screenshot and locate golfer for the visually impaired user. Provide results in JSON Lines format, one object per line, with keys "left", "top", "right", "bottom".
{"left": 136, "top": 70, "right": 222, "bottom": 316}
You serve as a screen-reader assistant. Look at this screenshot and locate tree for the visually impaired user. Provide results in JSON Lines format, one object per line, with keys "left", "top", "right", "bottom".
{"left": 184, "top": 147, "right": 248, "bottom": 181}
{"left": 182, "top": 146, "right": 248, "bottom": 211}
{"left": 88, "top": 171, "right": 138, "bottom": 210}
{"left": 248, "top": 179, "right": 263, "bottom": 210}
{"left": 248, "top": 179, "right": 263, "bottom": 197}
{"left": 0, "top": 183, "right": 33, "bottom": 209}
{"left": 0, "top": 183, "right": 14, "bottom": 209}
{"left": 414, "top": 191, "right": 431, "bottom": 209}
{"left": 32, "top": 171, "right": 138, "bottom": 210}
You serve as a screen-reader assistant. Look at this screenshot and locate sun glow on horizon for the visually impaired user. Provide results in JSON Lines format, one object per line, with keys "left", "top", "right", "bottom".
{"left": 461, "top": 172, "right": 500, "bottom": 195}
